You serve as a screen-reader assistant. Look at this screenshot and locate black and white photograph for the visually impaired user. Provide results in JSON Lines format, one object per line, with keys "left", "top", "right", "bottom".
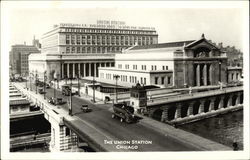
{"left": 1, "top": 1, "right": 249, "bottom": 160}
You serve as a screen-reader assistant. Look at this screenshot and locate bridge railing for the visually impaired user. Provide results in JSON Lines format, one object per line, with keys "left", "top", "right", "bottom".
{"left": 148, "top": 86, "right": 243, "bottom": 106}
{"left": 16, "top": 84, "right": 64, "bottom": 125}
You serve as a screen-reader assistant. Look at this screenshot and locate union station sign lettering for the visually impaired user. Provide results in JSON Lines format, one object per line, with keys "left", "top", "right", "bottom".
{"left": 59, "top": 21, "right": 155, "bottom": 31}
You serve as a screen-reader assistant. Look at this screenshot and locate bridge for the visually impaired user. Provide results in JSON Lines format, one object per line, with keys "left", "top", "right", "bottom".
{"left": 146, "top": 86, "right": 243, "bottom": 125}
{"left": 13, "top": 82, "right": 233, "bottom": 152}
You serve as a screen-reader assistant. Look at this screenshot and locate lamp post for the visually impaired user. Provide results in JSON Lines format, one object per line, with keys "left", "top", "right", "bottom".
{"left": 35, "top": 70, "right": 38, "bottom": 94}
{"left": 57, "top": 73, "right": 59, "bottom": 89}
{"left": 44, "top": 71, "right": 47, "bottom": 99}
{"left": 29, "top": 72, "right": 33, "bottom": 91}
{"left": 53, "top": 77, "right": 56, "bottom": 100}
{"left": 92, "top": 75, "right": 96, "bottom": 103}
{"left": 68, "top": 77, "right": 73, "bottom": 116}
{"left": 113, "top": 75, "right": 120, "bottom": 103}
{"left": 219, "top": 61, "right": 222, "bottom": 82}
{"left": 77, "top": 74, "right": 80, "bottom": 97}
{"left": 65, "top": 75, "right": 68, "bottom": 85}
{"left": 25, "top": 72, "right": 28, "bottom": 90}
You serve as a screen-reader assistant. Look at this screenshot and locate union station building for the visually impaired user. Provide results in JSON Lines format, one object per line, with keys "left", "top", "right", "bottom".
{"left": 29, "top": 21, "right": 158, "bottom": 81}
{"left": 98, "top": 34, "right": 229, "bottom": 88}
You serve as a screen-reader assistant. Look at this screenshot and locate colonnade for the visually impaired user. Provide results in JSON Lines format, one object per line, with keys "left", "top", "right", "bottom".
{"left": 158, "top": 92, "right": 243, "bottom": 122}
{"left": 194, "top": 63, "right": 213, "bottom": 86}
{"left": 61, "top": 61, "right": 114, "bottom": 79}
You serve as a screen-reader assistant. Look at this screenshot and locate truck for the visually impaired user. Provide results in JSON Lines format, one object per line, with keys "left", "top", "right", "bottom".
{"left": 111, "top": 102, "right": 136, "bottom": 123}
{"left": 62, "top": 85, "right": 77, "bottom": 96}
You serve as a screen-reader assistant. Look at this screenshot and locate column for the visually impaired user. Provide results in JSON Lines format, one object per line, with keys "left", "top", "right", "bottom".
{"left": 235, "top": 93, "right": 241, "bottom": 106}
{"left": 218, "top": 96, "right": 224, "bottom": 109}
{"left": 174, "top": 103, "right": 182, "bottom": 119}
{"left": 209, "top": 63, "right": 213, "bottom": 85}
{"left": 96, "top": 63, "right": 99, "bottom": 77}
{"left": 203, "top": 64, "right": 207, "bottom": 86}
{"left": 83, "top": 63, "right": 86, "bottom": 77}
{"left": 94, "top": 63, "right": 96, "bottom": 77}
{"left": 67, "top": 63, "right": 70, "bottom": 78}
{"left": 89, "top": 63, "right": 91, "bottom": 77}
{"left": 187, "top": 102, "right": 194, "bottom": 116}
{"left": 209, "top": 98, "right": 215, "bottom": 112}
{"left": 78, "top": 63, "right": 80, "bottom": 77}
{"left": 196, "top": 64, "right": 200, "bottom": 86}
{"left": 49, "top": 120, "right": 78, "bottom": 152}
{"left": 161, "top": 107, "right": 168, "bottom": 122}
{"left": 227, "top": 95, "right": 232, "bottom": 107}
{"left": 198, "top": 100, "right": 205, "bottom": 114}
{"left": 72, "top": 63, "right": 75, "bottom": 78}
{"left": 62, "top": 63, "right": 64, "bottom": 79}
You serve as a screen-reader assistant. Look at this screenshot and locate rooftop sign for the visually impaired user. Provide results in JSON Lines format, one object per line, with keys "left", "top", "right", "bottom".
{"left": 59, "top": 20, "right": 155, "bottom": 31}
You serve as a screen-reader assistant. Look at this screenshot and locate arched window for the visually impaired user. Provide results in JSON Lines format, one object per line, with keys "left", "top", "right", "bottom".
{"left": 194, "top": 47, "right": 211, "bottom": 57}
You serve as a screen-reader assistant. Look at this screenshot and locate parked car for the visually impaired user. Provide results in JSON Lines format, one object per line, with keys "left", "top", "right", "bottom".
{"left": 81, "top": 104, "right": 92, "bottom": 113}
{"left": 38, "top": 88, "right": 45, "bottom": 94}
{"left": 48, "top": 97, "right": 64, "bottom": 105}
{"left": 46, "top": 84, "right": 50, "bottom": 89}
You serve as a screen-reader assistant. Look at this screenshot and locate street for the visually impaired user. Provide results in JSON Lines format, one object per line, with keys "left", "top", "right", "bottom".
{"left": 21, "top": 81, "right": 199, "bottom": 151}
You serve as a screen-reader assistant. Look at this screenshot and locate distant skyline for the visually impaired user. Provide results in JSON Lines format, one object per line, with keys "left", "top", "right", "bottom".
{"left": 2, "top": 1, "right": 248, "bottom": 51}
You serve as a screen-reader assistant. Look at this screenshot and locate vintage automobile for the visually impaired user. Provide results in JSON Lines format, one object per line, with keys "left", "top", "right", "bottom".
{"left": 111, "top": 102, "right": 136, "bottom": 123}
{"left": 48, "top": 97, "right": 63, "bottom": 105}
{"left": 38, "top": 88, "right": 45, "bottom": 94}
{"left": 81, "top": 104, "right": 92, "bottom": 113}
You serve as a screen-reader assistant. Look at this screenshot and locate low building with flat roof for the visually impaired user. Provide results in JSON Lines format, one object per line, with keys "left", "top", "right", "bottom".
{"left": 98, "top": 34, "right": 228, "bottom": 89}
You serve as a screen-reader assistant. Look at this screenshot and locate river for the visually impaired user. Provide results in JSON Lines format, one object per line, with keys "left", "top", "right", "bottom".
{"left": 179, "top": 110, "right": 243, "bottom": 150}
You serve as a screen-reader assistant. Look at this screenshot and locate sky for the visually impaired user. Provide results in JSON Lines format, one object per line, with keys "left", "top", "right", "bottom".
{"left": 2, "top": 1, "right": 248, "bottom": 51}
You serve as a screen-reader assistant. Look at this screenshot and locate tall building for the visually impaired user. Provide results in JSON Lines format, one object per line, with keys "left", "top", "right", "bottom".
{"left": 41, "top": 21, "right": 158, "bottom": 54}
{"left": 29, "top": 20, "right": 158, "bottom": 81}
{"left": 9, "top": 43, "right": 40, "bottom": 76}
{"left": 98, "top": 34, "right": 228, "bottom": 88}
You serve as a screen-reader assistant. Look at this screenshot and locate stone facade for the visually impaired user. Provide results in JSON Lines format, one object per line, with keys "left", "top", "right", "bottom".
{"left": 41, "top": 22, "right": 158, "bottom": 54}
{"left": 99, "top": 34, "right": 228, "bottom": 89}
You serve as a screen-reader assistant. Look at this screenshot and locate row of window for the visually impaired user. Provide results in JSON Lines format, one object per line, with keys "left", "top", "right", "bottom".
{"left": 64, "top": 28, "right": 156, "bottom": 35}
{"left": 100, "top": 73, "right": 147, "bottom": 85}
{"left": 117, "top": 64, "right": 169, "bottom": 71}
{"left": 230, "top": 73, "right": 240, "bottom": 81}
{"left": 65, "top": 34, "right": 154, "bottom": 46}
{"left": 65, "top": 46, "right": 124, "bottom": 53}
{"left": 154, "top": 76, "right": 171, "bottom": 85}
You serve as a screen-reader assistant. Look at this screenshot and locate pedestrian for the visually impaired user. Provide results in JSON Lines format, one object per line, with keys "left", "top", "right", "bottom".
{"left": 233, "top": 142, "right": 238, "bottom": 151}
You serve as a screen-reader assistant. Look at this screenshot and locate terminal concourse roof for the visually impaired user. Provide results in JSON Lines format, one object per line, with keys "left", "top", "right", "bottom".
{"left": 130, "top": 40, "right": 195, "bottom": 50}
{"left": 10, "top": 99, "right": 30, "bottom": 106}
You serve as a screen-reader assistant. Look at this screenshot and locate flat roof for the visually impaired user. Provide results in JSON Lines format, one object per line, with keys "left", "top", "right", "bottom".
{"left": 10, "top": 99, "right": 30, "bottom": 106}
{"left": 130, "top": 40, "right": 194, "bottom": 50}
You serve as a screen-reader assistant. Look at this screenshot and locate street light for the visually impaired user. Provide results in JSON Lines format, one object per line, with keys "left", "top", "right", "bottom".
{"left": 35, "top": 70, "right": 38, "bottom": 94}
{"left": 44, "top": 71, "right": 47, "bottom": 99}
{"left": 25, "top": 72, "right": 28, "bottom": 90}
{"left": 219, "top": 61, "right": 222, "bottom": 82}
{"left": 65, "top": 75, "right": 68, "bottom": 85}
{"left": 57, "top": 73, "right": 59, "bottom": 89}
{"left": 53, "top": 72, "right": 57, "bottom": 102}
{"left": 77, "top": 74, "right": 80, "bottom": 97}
{"left": 91, "top": 75, "right": 96, "bottom": 103}
{"left": 68, "top": 76, "right": 73, "bottom": 116}
{"left": 30, "top": 72, "right": 33, "bottom": 91}
{"left": 113, "top": 75, "right": 120, "bottom": 103}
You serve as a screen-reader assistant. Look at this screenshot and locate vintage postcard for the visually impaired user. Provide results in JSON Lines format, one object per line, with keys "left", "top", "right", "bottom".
{"left": 1, "top": 1, "right": 249, "bottom": 160}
